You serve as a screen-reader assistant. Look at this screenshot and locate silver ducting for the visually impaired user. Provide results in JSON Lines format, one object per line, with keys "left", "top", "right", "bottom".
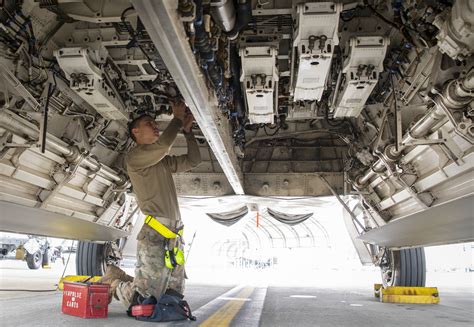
{"left": 405, "top": 106, "right": 446, "bottom": 140}
{"left": 0, "top": 110, "right": 125, "bottom": 184}
{"left": 210, "top": 0, "right": 236, "bottom": 32}
{"left": 355, "top": 71, "right": 474, "bottom": 188}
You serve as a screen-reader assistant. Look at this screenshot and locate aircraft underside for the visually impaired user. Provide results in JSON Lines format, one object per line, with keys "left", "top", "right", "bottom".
{"left": 0, "top": 0, "right": 472, "bottom": 285}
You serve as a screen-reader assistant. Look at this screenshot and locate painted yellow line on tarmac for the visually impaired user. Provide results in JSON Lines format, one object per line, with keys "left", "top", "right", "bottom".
{"left": 199, "top": 287, "right": 254, "bottom": 327}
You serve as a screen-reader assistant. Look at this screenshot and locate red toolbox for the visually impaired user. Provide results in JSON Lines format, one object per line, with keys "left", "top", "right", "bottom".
{"left": 62, "top": 281, "right": 109, "bottom": 318}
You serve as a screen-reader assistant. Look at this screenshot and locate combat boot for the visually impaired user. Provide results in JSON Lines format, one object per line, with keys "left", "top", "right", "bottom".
{"left": 108, "top": 279, "right": 121, "bottom": 304}
{"left": 99, "top": 265, "right": 133, "bottom": 284}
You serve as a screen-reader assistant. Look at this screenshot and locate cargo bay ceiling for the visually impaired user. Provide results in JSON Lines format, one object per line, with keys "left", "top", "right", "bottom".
{"left": 1, "top": 0, "right": 472, "bottom": 249}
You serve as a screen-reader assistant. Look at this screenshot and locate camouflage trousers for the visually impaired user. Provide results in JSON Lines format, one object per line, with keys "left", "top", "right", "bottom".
{"left": 115, "top": 224, "right": 185, "bottom": 308}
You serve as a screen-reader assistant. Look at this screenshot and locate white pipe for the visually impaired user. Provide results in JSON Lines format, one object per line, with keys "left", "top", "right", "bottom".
{"left": 0, "top": 110, "right": 74, "bottom": 156}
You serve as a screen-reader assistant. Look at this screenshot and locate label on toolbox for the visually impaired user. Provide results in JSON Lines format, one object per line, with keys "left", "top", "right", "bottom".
{"left": 64, "top": 290, "right": 82, "bottom": 309}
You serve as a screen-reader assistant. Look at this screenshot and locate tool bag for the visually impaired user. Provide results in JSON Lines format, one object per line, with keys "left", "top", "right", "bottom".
{"left": 127, "top": 289, "right": 196, "bottom": 322}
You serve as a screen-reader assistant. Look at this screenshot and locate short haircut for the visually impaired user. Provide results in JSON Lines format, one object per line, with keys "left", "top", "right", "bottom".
{"left": 128, "top": 114, "right": 153, "bottom": 142}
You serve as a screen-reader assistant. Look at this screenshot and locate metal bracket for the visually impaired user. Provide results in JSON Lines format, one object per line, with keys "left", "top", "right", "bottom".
{"left": 39, "top": 83, "right": 54, "bottom": 154}
{"left": 0, "top": 132, "right": 12, "bottom": 148}
{"left": 359, "top": 198, "right": 386, "bottom": 228}
{"left": 0, "top": 132, "right": 13, "bottom": 160}
{"left": 397, "top": 177, "right": 434, "bottom": 209}
{"left": 390, "top": 74, "right": 403, "bottom": 152}
{"left": 402, "top": 138, "right": 447, "bottom": 146}
{"left": 319, "top": 175, "right": 367, "bottom": 232}
{"left": 3, "top": 143, "right": 32, "bottom": 148}
{"left": 0, "top": 64, "right": 41, "bottom": 111}
{"left": 402, "top": 130, "right": 464, "bottom": 165}
{"left": 440, "top": 137, "right": 464, "bottom": 165}
{"left": 373, "top": 104, "right": 391, "bottom": 152}
{"left": 431, "top": 91, "right": 474, "bottom": 144}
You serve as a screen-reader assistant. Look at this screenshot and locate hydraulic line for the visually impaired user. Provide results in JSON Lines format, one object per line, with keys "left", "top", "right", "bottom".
{"left": 230, "top": 42, "right": 244, "bottom": 118}
{"left": 194, "top": 0, "right": 223, "bottom": 88}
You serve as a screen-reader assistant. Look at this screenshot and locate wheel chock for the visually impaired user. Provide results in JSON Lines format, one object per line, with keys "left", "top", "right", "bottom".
{"left": 58, "top": 275, "right": 102, "bottom": 290}
{"left": 42, "top": 264, "right": 51, "bottom": 269}
{"left": 374, "top": 284, "right": 439, "bottom": 304}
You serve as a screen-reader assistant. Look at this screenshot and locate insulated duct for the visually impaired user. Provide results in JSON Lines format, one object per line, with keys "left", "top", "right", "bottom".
{"left": 210, "top": 0, "right": 236, "bottom": 32}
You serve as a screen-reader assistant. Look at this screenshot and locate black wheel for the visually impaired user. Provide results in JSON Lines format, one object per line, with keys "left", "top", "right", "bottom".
{"left": 76, "top": 241, "right": 106, "bottom": 276}
{"left": 26, "top": 250, "right": 43, "bottom": 270}
{"left": 380, "top": 247, "right": 426, "bottom": 287}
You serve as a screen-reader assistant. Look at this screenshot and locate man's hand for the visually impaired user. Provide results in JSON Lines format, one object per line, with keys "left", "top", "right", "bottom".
{"left": 183, "top": 112, "right": 194, "bottom": 133}
{"left": 171, "top": 101, "right": 186, "bottom": 121}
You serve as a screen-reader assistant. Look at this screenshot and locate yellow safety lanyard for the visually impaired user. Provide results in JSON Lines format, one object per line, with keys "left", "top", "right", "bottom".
{"left": 144, "top": 215, "right": 185, "bottom": 269}
{"left": 144, "top": 215, "right": 183, "bottom": 239}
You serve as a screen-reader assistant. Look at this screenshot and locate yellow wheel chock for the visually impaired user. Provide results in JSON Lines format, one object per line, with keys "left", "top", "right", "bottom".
{"left": 374, "top": 284, "right": 440, "bottom": 304}
{"left": 58, "top": 275, "right": 102, "bottom": 290}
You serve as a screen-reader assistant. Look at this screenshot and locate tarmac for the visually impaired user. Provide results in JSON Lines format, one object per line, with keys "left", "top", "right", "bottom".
{"left": 0, "top": 257, "right": 473, "bottom": 326}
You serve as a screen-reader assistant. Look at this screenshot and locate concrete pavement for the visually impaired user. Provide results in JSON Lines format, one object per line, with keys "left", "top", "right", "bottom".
{"left": 0, "top": 258, "right": 473, "bottom": 326}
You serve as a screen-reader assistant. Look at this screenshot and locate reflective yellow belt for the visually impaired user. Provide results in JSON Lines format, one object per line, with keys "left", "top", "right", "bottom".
{"left": 144, "top": 215, "right": 183, "bottom": 239}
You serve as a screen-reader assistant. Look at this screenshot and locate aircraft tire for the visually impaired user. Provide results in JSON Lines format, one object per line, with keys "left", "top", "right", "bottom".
{"left": 382, "top": 247, "right": 426, "bottom": 287}
{"left": 76, "top": 241, "right": 106, "bottom": 276}
{"left": 26, "top": 250, "right": 43, "bottom": 270}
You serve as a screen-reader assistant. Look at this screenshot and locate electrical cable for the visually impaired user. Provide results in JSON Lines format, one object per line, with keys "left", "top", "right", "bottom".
{"left": 340, "top": 7, "right": 358, "bottom": 22}
{"left": 0, "top": 29, "right": 21, "bottom": 50}
{"left": 324, "top": 104, "right": 345, "bottom": 127}
{"left": 56, "top": 240, "right": 75, "bottom": 291}
{"left": 4, "top": 10, "right": 31, "bottom": 41}
{"left": 341, "top": 2, "right": 419, "bottom": 47}
{"left": 366, "top": 4, "right": 403, "bottom": 30}
{"left": 263, "top": 124, "right": 281, "bottom": 136}
{"left": 0, "top": 289, "right": 57, "bottom": 292}
{"left": 120, "top": 6, "right": 160, "bottom": 75}
{"left": 37, "top": 20, "right": 65, "bottom": 55}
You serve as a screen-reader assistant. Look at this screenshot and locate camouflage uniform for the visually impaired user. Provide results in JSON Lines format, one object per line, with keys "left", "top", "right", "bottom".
{"left": 115, "top": 117, "right": 201, "bottom": 308}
